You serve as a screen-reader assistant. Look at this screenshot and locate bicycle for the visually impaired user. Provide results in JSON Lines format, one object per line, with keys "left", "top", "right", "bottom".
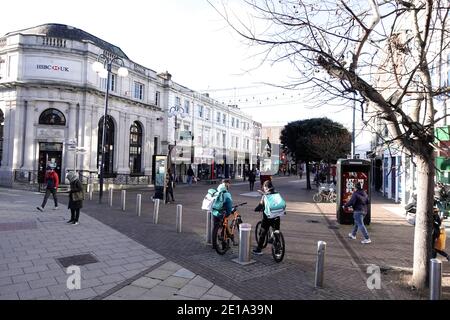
{"left": 313, "top": 183, "right": 337, "bottom": 203}
{"left": 215, "top": 202, "right": 247, "bottom": 255}
{"left": 255, "top": 215, "right": 286, "bottom": 263}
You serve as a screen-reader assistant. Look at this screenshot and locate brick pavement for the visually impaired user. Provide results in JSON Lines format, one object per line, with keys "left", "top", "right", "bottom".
{"left": 70, "top": 176, "right": 431, "bottom": 299}
{"left": 0, "top": 187, "right": 238, "bottom": 300}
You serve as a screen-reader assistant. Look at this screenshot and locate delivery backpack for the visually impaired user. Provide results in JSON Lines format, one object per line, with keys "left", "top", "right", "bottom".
{"left": 201, "top": 188, "right": 226, "bottom": 212}
{"left": 263, "top": 193, "right": 286, "bottom": 219}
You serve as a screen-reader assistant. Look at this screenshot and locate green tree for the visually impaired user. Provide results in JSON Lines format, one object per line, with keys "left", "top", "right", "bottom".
{"left": 281, "top": 118, "right": 351, "bottom": 189}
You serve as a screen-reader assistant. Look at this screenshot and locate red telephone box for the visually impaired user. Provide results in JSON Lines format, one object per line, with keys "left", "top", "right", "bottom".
{"left": 336, "top": 159, "right": 371, "bottom": 225}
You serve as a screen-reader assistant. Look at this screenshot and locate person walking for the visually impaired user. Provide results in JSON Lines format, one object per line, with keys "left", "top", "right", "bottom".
{"left": 344, "top": 182, "right": 371, "bottom": 244}
{"left": 165, "top": 168, "right": 175, "bottom": 204}
{"left": 187, "top": 165, "right": 194, "bottom": 185}
{"left": 36, "top": 165, "right": 59, "bottom": 212}
{"left": 66, "top": 172, "right": 84, "bottom": 225}
{"left": 248, "top": 169, "right": 256, "bottom": 191}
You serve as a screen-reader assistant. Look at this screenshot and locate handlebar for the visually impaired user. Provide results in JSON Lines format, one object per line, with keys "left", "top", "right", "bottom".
{"left": 232, "top": 202, "right": 247, "bottom": 209}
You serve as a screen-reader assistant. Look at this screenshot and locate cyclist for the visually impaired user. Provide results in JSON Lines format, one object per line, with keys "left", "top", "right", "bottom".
{"left": 211, "top": 179, "right": 235, "bottom": 249}
{"left": 252, "top": 180, "right": 285, "bottom": 255}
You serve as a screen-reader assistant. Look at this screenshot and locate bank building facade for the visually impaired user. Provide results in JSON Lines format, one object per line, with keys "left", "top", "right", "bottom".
{"left": 0, "top": 24, "right": 261, "bottom": 189}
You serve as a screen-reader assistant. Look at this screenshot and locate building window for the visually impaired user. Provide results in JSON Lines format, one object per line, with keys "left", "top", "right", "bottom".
{"left": 129, "top": 121, "right": 143, "bottom": 174}
{"left": 134, "top": 82, "right": 144, "bottom": 100}
{"left": 222, "top": 114, "right": 226, "bottom": 125}
{"left": 175, "top": 96, "right": 181, "bottom": 106}
{"left": 198, "top": 105, "right": 204, "bottom": 118}
{"left": 97, "top": 115, "right": 115, "bottom": 176}
{"left": 216, "top": 132, "right": 220, "bottom": 146}
{"left": 231, "top": 117, "right": 235, "bottom": 128}
{"left": 0, "top": 109, "right": 3, "bottom": 166}
{"left": 101, "top": 73, "right": 116, "bottom": 92}
{"left": 155, "top": 91, "right": 160, "bottom": 106}
{"left": 223, "top": 133, "right": 226, "bottom": 147}
{"left": 0, "top": 58, "right": 4, "bottom": 80}
{"left": 216, "top": 111, "right": 221, "bottom": 123}
{"left": 184, "top": 100, "right": 190, "bottom": 114}
{"left": 39, "top": 108, "right": 66, "bottom": 126}
{"left": 205, "top": 108, "right": 211, "bottom": 120}
{"left": 246, "top": 139, "right": 250, "bottom": 150}
{"left": 236, "top": 119, "right": 239, "bottom": 129}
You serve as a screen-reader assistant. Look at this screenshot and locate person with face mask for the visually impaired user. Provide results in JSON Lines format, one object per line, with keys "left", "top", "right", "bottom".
{"left": 252, "top": 180, "right": 286, "bottom": 255}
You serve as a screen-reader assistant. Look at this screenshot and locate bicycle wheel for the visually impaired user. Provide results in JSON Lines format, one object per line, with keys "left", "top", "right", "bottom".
{"left": 255, "top": 221, "right": 268, "bottom": 249}
{"left": 215, "top": 225, "right": 228, "bottom": 255}
{"left": 313, "top": 193, "right": 322, "bottom": 203}
{"left": 271, "top": 231, "right": 285, "bottom": 263}
{"left": 329, "top": 192, "right": 337, "bottom": 203}
{"left": 231, "top": 218, "right": 240, "bottom": 246}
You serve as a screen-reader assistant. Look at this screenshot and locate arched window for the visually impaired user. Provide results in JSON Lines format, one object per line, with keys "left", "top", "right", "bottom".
{"left": 39, "top": 108, "right": 66, "bottom": 125}
{"left": 97, "top": 115, "right": 115, "bottom": 176}
{"left": 0, "top": 109, "right": 3, "bottom": 166}
{"left": 129, "top": 121, "right": 143, "bottom": 174}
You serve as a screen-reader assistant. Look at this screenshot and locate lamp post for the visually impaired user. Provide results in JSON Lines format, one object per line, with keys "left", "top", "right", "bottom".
{"left": 351, "top": 91, "right": 356, "bottom": 158}
{"left": 168, "top": 105, "right": 186, "bottom": 181}
{"left": 92, "top": 53, "right": 128, "bottom": 203}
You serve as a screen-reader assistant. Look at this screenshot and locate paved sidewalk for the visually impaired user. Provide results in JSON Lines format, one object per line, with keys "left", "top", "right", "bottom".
{"left": 0, "top": 187, "right": 239, "bottom": 300}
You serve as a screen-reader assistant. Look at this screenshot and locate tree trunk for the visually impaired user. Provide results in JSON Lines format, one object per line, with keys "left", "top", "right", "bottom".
{"left": 306, "top": 162, "right": 311, "bottom": 190}
{"left": 411, "top": 156, "right": 434, "bottom": 289}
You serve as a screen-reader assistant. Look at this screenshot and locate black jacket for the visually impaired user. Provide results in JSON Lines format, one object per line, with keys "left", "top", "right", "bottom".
{"left": 68, "top": 179, "right": 83, "bottom": 209}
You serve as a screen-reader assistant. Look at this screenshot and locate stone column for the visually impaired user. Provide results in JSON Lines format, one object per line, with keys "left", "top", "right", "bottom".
{"left": 144, "top": 118, "right": 153, "bottom": 176}
{"left": 65, "top": 103, "right": 77, "bottom": 173}
{"left": 22, "top": 101, "right": 35, "bottom": 170}
{"left": 116, "top": 111, "right": 130, "bottom": 174}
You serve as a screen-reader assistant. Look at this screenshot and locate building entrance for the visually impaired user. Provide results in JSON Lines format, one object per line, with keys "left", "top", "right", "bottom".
{"left": 38, "top": 142, "right": 62, "bottom": 183}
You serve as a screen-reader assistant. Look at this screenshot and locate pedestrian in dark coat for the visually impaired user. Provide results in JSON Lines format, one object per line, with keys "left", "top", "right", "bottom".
{"left": 66, "top": 172, "right": 84, "bottom": 225}
{"left": 248, "top": 170, "right": 256, "bottom": 191}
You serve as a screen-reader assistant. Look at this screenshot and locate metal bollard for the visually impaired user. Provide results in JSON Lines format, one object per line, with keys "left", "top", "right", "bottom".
{"left": 109, "top": 187, "right": 113, "bottom": 207}
{"left": 153, "top": 199, "right": 160, "bottom": 224}
{"left": 136, "top": 194, "right": 142, "bottom": 216}
{"left": 87, "top": 184, "right": 93, "bottom": 201}
{"left": 233, "top": 223, "right": 255, "bottom": 265}
{"left": 176, "top": 204, "right": 182, "bottom": 233}
{"left": 315, "top": 241, "right": 327, "bottom": 288}
{"left": 206, "top": 211, "right": 212, "bottom": 244}
{"left": 121, "top": 190, "right": 126, "bottom": 211}
{"left": 430, "top": 259, "right": 442, "bottom": 300}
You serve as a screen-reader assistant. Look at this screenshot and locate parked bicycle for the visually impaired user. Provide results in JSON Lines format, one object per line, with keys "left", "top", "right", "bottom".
{"left": 313, "top": 183, "right": 337, "bottom": 203}
{"left": 255, "top": 215, "right": 286, "bottom": 262}
{"left": 215, "top": 202, "right": 247, "bottom": 255}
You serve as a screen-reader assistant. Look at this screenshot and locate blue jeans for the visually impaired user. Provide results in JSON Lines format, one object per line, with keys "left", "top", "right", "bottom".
{"left": 187, "top": 176, "right": 193, "bottom": 185}
{"left": 351, "top": 211, "right": 369, "bottom": 240}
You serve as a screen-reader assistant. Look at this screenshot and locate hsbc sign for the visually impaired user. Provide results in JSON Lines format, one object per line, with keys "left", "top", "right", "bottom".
{"left": 24, "top": 56, "right": 82, "bottom": 82}
{"left": 37, "top": 64, "right": 69, "bottom": 72}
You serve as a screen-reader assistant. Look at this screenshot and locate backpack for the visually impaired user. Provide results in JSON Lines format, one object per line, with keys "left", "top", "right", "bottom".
{"left": 201, "top": 188, "right": 222, "bottom": 211}
{"left": 263, "top": 193, "right": 286, "bottom": 219}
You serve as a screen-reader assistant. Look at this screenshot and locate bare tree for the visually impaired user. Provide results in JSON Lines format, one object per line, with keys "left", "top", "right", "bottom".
{"left": 209, "top": 0, "right": 450, "bottom": 290}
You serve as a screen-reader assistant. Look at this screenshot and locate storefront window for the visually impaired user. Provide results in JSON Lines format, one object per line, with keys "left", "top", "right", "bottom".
{"left": 97, "top": 116, "right": 115, "bottom": 175}
{"left": 129, "top": 121, "right": 143, "bottom": 174}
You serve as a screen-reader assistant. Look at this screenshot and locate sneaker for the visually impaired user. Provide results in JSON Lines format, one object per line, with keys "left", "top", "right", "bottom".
{"left": 66, "top": 220, "right": 74, "bottom": 224}
{"left": 36, "top": 206, "right": 44, "bottom": 212}
{"left": 53, "top": 207, "right": 59, "bottom": 210}
{"left": 252, "top": 248, "right": 263, "bottom": 255}
{"left": 72, "top": 221, "right": 79, "bottom": 225}
{"left": 361, "top": 238, "right": 372, "bottom": 244}
{"left": 348, "top": 233, "right": 356, "bottom": 240}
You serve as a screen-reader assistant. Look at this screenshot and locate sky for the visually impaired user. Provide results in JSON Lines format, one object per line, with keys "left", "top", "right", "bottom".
{"left": 0, "top": 0, "right": 370, "bottom": 152}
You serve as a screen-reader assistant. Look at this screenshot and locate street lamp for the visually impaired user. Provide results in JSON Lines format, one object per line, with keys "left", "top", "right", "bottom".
{"left": 92, "top": 53, "right": 128, "bottom": 203}
{"left": 167, "top": 105, "right": 186, "bottom": 180}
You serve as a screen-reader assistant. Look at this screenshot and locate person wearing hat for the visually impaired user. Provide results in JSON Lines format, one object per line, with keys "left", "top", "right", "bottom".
{"left": 344, "top": 182, "right": 371, "bottom": 244}
{"left": 36, "top": 165, "right": 59, "bottom": 212}
{"left": 66, "top": 171, "right": 84, "bottom": 225}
